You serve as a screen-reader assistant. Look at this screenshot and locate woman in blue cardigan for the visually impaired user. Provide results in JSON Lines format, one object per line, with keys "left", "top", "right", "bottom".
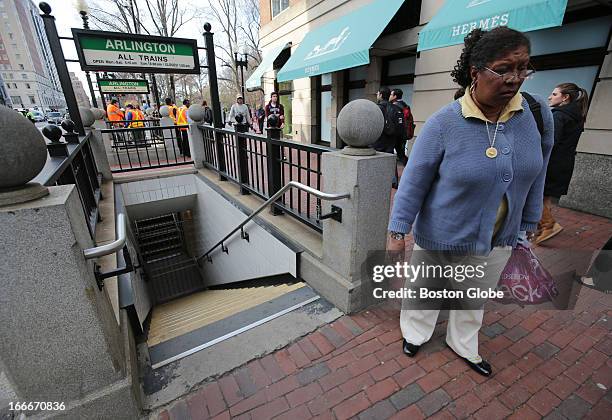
{"left": 387, "top": 27, "right": 553, "bottom": 377}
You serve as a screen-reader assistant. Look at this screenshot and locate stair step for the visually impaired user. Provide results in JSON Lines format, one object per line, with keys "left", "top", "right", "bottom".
{"left": 145, "top": 252, "right": 183, "bottom": 263}
{"left": 140, "top": 236, "right": 180, "bottom": 247}
{"left": 138, "top": 227, "right": 180, "bottom": 240}
{"left": 143, "top": 244, "right": 182, "bottom": 256}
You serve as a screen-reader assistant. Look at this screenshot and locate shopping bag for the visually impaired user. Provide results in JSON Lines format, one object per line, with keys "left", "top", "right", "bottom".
{"left": 495, "top": 244, "right": 559, "bottom": 305}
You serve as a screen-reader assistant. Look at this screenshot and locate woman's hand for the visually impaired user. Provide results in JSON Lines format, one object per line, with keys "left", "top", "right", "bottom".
{"left": 387, "top": 237, "right": 406, "bottom": 252}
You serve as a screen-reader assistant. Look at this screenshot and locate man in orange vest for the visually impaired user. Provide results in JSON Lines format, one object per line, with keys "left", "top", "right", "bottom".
{"left": 165, "top": 97, "right": 177, "bottom": 123}
{"left": 106, "top": 98, "right": 124, "bottom": 127}
{"left": 176, "top": 99, "right": 190, "bottom": 157}
{"left": 126, "top": 104, "right": 146, "bottom": 144}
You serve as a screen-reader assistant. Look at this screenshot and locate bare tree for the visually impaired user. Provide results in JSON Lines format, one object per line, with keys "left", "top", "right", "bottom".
{"left": 89, "top": 0, "right": 196, "bottom": 102}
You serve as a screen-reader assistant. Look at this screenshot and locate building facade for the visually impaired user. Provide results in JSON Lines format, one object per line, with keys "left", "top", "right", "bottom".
{"left": 69, "top": 71, "right": 90, "bottom": 108}
{"left": 0, "top": 72, "right": 11, "bottom": 106}
{"left": 0, "top": 0, "right": 65, "bottom": 110}
{"left": 257, "top": 0, "right": 611, "bottom": 218}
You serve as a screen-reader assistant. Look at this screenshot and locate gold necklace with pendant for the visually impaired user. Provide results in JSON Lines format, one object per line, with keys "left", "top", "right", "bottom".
{"left": 485, "top": 120, "right": 500, "bottom": 158}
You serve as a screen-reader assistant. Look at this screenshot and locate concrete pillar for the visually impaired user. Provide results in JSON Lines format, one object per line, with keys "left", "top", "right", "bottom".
{"left": 561, "top": 36, "right": 612, "bottom": 219}
{"left": 87, "top": 128, "right": 113, "bottom": 181}
{"left": 330, "top": 72, "right": 346, "bottom": 148}
{"left": 300, "top": 99, "right": 394, "bottom": 313}
{"left": 0, "top": 186, "right": 138, "bottom": 416}
{"left": 364, "top": 56, "right": 384, "bottom": 102}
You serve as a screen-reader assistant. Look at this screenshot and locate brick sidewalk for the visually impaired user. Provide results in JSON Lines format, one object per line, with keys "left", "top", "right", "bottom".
{"left": 155, "top": 207, "right": 611, "bottom": 420}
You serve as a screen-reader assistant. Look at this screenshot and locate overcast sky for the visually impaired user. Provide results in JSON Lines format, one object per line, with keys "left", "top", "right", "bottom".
{"left": 45, "top": 0, "right": 203, "bottom": 104}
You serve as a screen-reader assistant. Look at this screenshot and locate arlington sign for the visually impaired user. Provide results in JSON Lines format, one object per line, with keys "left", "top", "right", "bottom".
{"left": 72, "top": 29, "right": 200, "bottom": 74}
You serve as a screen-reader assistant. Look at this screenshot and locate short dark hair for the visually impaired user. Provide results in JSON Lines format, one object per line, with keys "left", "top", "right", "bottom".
{"left": 451, "top": 27, "right": 531, "bottom": 97}
{"left": 271, "top": 92, "right": 278, "bottom": 97}
{"left": 392, "top": 88, "right": 403, "bottom": 99}
{"left": 378, "top": 87, "right": 391, "bottom": 101}
{"left": 202, "top": 100, "right": 208, "bottom": 106}
{"left": 165, "top": 97, "right": 172, "bottom": 105}
{"left": 110, "top": 99, "right": 118, "bottom": 104}
{"left": 183, "top": 99, "right": 190, "bottom": 105}
{"left": 126, "top": 104, "right": 133, "bottom": 108}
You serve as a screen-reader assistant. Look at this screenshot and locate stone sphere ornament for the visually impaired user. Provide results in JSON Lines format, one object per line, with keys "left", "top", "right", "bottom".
{"left": 0, "top": 106, "right": 49, "bottom": 205}
{"left": 61, "top": 119, "right": 76, "bottom": 133}
{"left": 42, "top": 124, "right": 63, "bottom": 143}
{"left": 159, "top": 105, "right": 170, "bottom": 118}
{"left": 187, "top": 104, "right": 205, "bottom": 122}
{"left": 91, "top": 108, "right": 105, "bottom": 120}
{"left": 79, "top": 107, "right": 95, "bottom": 127}
{"left": 337, "top": 99, "right": 384, "bottom": 156}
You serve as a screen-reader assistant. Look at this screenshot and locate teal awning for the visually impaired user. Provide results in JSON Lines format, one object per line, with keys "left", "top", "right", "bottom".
{"left": 277, "top": 0, "right": 404, "bottom": 82}
{"left": 418, "top": 0, "right": 568, "bottom": 52}
{"left": 246, "top": 43, "right": 290, "bottom": 89}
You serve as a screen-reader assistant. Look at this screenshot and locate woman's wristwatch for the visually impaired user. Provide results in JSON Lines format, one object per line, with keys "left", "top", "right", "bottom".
{"left": 389, "top": 231, "right": 405, "bottom": 241}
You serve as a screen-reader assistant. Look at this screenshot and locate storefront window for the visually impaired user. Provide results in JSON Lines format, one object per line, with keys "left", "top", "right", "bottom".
{"left": 318, "top": 73, "right": 333, "bottom": 144}
{"left": 347, "top": 65, "right": 367, "bottom": 102}
{"left": 522, "top": 66, "right": 599, "bottom": 101}
{"left": 271, "top": 0, "right": 289, "bottom": 18}
{"left": 278, "top": 80, "right": 292, "bottom": 137}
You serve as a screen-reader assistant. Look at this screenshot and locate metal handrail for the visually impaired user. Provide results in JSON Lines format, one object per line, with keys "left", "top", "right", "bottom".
{"left": 83, "top": 213, "right": 127, "bottom": 259}
{"left": 196, "top": 181, "right": 350, "bottom": 263}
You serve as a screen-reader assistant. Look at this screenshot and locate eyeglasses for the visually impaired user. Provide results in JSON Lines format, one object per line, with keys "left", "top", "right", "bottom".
{"left": 484, "top": 66, "right": 536, "bottom": 82}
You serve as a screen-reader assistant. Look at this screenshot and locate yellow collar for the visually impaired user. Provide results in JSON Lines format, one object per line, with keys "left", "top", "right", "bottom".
{"left": 460, "top": 91, "right": 523, "bottom": 123}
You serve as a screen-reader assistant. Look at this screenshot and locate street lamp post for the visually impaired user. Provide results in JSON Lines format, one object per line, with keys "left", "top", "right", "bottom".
{"left": 234, "top": 52, "right": 248, "bottom": 99}
{"left": 78, "top": 7, "right": 98, "bottom": 108}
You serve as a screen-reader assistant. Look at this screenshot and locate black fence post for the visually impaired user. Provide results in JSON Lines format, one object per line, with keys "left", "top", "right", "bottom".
{"left": 235, "top": 123, "right": 250, "bottom": 195}
{"left": 266, "top": 128, "right": 284, "bottom": 215}
{"left": 203, "top": 23, "right": 226, "bottom": 180}
{"left": 39, "top": 2, "right": 85, "bottom": 135}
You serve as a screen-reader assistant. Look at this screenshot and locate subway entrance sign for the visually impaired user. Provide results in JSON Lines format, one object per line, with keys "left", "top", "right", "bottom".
{"left": 72, "top": 29, "right": 200, "bottom": 74}
{"left": 98, "top": 79, "right": 150, "bottom": 94}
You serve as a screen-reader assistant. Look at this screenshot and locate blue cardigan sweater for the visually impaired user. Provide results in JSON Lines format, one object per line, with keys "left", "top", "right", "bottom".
{"left": 389, "top": 95, "right": 554, "bottom": 255}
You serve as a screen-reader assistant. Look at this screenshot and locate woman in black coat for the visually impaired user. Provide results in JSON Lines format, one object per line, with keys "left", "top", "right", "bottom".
{"left": 533, "top": 83, "right": 589, "bottom": 244}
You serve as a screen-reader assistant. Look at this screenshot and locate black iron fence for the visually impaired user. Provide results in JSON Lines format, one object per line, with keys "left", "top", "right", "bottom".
{"left": 102, "top": 124, "right": 193, "bottom": 172}
{"left": 33, "top": 132, "right": 101, "bottom": 238}
{"left": 199, "top": 125, "right": 333, "bottom": 232}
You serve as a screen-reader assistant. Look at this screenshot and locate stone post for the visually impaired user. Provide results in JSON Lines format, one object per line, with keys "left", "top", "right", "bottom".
{"left": 160, "top": 105, "right": 179, "bottom": 159}
{"left": 187, "top": 104, "right": 206, "bottom": 169}
{"left": 320, "top": 99, "right": 395, "bottom": 312}
{"left": 84, "top": 107, "right": 113, "bottom": 180}
{"left": 0, "top": 106, "right": 138, "bottom": 417}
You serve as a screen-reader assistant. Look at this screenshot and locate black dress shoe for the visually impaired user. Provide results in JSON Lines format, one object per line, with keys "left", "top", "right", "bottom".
{"left": 463, "top": 358, "right": 492, "bottom": 377}
{"left": 446, "top": 345, "right": 492, "bottom": 376}
{"left": 402, "top": 339, "right": 421, "bottom": 357}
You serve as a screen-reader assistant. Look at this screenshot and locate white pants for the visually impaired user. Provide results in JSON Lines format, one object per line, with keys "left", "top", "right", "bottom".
{"left": 400, "top": 244, "right": 512, "bottom": 359}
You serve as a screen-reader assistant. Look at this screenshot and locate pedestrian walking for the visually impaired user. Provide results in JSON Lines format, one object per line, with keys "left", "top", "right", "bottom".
{"left": 265, "top": 92, "right": 284, "bottom": 129}
{"left": 390, "top": 88, "right": 415, "bottom": 165}
{"left": 228, "top": 94, "right": 252, "bottom": 128}
{"left": 201, "top": 100, "right": 213, "bottom": 125}
{"left": 532, "top": 82, "right": 589, "bottom": 244}
{"left": 374, "top": 87, "right": 404, "bottom": 188}
{"left": 176, "top": 99, "right": 191, "bottom": 157}
{"left": 256, "top": 105, "right": 265, "bottom": 134}
{"left": 388, "top": 27, "right": 552, "bottom": 377}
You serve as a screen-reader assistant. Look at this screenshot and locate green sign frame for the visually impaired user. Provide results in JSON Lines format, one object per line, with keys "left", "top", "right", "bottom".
{"left": 72, "top": 29, "right": 200, "bottom": 74}
{"left": 98, "top": 79, "right": 150, "bottom": 94}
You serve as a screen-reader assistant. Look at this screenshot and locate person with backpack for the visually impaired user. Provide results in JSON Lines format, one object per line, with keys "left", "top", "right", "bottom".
{"left": 201, "top": 100, "right": 213, "bottom": 125}
{"left": 390, "top": 88, "right": 415, "bottom": 165}
{"left": 373, "top": 87, "right": 404, "bottom": 153}
{"left": 388, "top": 27, "right": 552, "bottom": 377}
{"left": 374, "top": 87, "right": 404, "bottom": 188}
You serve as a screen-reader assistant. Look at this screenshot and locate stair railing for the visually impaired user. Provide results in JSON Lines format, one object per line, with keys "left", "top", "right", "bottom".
{"left": 83, "top": 213, "right": 139, "bottom": 290}
{"left": 196, "top": 181, "right": 350, "bottom": 264}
